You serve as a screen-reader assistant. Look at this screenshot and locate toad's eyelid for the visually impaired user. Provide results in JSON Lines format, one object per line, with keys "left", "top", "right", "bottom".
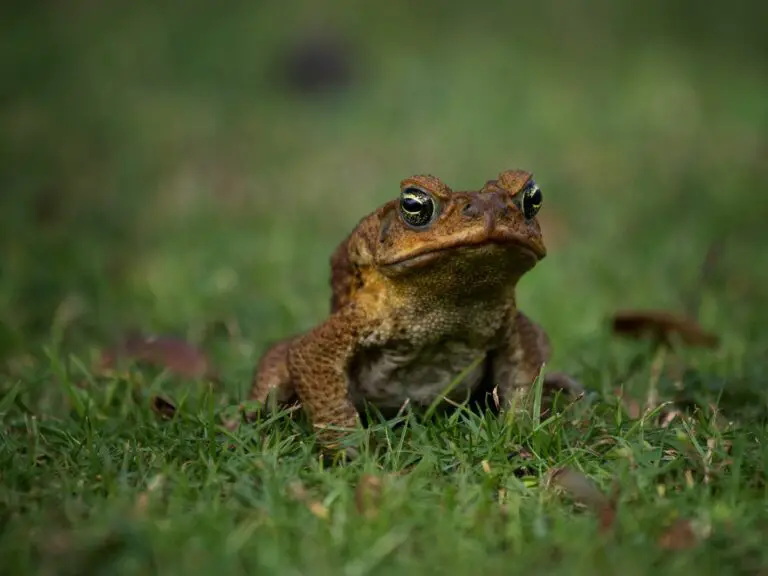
{"left": 509, "top": 180, "right": 537, "bottom": 199}
{"left": 401, "top": 187, "right": 430, "bottom": 199}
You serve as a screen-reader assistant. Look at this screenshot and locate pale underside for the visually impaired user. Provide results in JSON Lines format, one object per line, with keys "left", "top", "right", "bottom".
{"left": 348, "top": 339, "right": 490, "bottom": 411}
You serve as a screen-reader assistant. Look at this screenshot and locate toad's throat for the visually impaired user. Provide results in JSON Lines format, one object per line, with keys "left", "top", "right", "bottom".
{"left": 380, "top": 231, "right": 545, "bottom": 270}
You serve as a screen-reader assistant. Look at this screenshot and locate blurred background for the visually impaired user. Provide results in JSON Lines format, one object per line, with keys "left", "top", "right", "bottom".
{"left": 2, "top": 0, "right": 767, "bottom": 391}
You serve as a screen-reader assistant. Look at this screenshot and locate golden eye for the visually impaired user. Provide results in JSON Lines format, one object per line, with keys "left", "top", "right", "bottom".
{"left": 522, "top": 182, "right": 542, "bottom": 220}
{"left": 399, "top": 187, "right": 438, "bottom": 228}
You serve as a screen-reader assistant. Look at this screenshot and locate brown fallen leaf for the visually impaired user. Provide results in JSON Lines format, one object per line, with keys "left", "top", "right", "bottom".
{"left": 100, "top": 333, "right": 219, "bottom": 382}
{"left": 306, "top": 500, "right": 329, "bottom": 519}
{"left": 133, "top": 474, "right": 165, "bottom": 517}
{"left": 134, "top": 492, "right": 149, "bottom": 515}
{"left": 612, "top": 310, "right": 719, "bottom": 414}
{"left": 355, "top": 474, "right": 384, "bottom": 519}
{"left": 611, "top": 310, "right": 719, "bottom": 349}
{"left": 288, "top": 481, "right": 329, "bottom": 519}
{"left": 658, "top": 518, "right": 697, "bottom": 550}
{"left": 288, "top": 480, "right": 308, "bottom": 500}
{"left": 548, "top": 467, "right": 618, "bottom": 534}
{"left": 150, "top": 395, "right": 177, "bottom": 419}
{"left": 548, "top": 467, "right": 609, "bottom": 509}
{"left": 659, "top": 408, "right": 682, "bottom": 428}
{"left": 597, "top": 500, "right": 617, "bottom": 534}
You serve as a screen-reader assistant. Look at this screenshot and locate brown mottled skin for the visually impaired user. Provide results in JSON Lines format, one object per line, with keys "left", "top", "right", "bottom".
{"left": 251, "top": 169, "right": 583, "bottom": 456}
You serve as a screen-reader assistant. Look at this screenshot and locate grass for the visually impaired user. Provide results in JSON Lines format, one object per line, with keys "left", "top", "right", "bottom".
{"left": 3, "top": 350, "right": 768, "bottom": 575}
{"left": 2, "top": 2, "right": 768, "bottom": 574}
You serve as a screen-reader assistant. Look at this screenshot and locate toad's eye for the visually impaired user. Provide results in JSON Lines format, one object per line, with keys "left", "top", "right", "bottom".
{"left": 399, "top": 187, "right": 438, "bottom": 228}
{"left": 521, "top": 182, "right": 542, "bottom": 220}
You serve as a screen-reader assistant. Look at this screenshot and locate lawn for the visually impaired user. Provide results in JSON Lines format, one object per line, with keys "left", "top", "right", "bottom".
{"left": 2, "top": 2, "right": 768, "bottom": 574}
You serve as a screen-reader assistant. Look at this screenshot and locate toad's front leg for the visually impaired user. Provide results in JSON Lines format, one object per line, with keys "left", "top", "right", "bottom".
{"left": 493, "top": 311, "right": 584, "bottom": 412}
{"left": 288, "top": 307, "right": 370, "bottom": 459}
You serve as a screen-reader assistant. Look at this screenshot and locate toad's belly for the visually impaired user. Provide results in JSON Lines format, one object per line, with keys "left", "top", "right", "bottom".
{"left": 348, "top": 341, "right": 489, "bottom": 411}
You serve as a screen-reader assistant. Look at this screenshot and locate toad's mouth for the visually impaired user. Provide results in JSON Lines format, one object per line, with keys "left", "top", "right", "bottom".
{"left": 379, "top": 232, "right": 546, "bottom": 272}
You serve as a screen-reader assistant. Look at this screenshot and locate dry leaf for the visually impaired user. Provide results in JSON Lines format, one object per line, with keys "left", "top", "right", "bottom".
{"left": 659, "top": 408, "right": 681, "bottom": 427}
{"left": 488, "top": 385, "right": 500, "bottom": 410}
{"left": 658, "top": 518, "right": 697, "bottom": 550}
{"left": 288, "top": 481, "right": 329, "bottom": 520}
{"left": 548, "top": 467, "right": 618, "bottom": 533}
{"left": 223, "top": 417, "right": 242, "bottom": 432}
{"left": 307, "top": 501, "right": 329, "bottom": 519}
{"left": 134, "top": 492, "right": 149, "bottom": 515}
{"left": 150, "top": 395, "right": 177, "bottom": 419}
{"left": 100, "top": 333, "right": 218, "bottom": 381}
{"left": 133, "top": 474, "right": 165, "bottom": 517}
{"left": 611, "top": 310, "right": 719, "bottom": 348}
{"left": 355, "top": 474, "right": 384, "bottom": 519}
{"left": 288, "top": 481, "right": 308, "bottom": 500}
{"left": 548, "top": 467, "right": 609, "bottom": 509}
{"left": 597, "top": 502, "right": 617, "bottom": 534}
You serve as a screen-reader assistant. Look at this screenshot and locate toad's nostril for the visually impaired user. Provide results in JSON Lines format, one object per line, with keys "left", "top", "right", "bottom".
{"left": 462, "top": 201, "right": 480, "bottom": 217}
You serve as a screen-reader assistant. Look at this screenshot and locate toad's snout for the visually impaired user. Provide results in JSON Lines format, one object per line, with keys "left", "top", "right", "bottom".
{"left": 460, "top": 192, "right": 511, "bottom": 233}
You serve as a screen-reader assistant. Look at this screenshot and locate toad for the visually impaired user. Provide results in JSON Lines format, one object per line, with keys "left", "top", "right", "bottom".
{"left": 250, "top": 169, "right": 583, "bottom": 456}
